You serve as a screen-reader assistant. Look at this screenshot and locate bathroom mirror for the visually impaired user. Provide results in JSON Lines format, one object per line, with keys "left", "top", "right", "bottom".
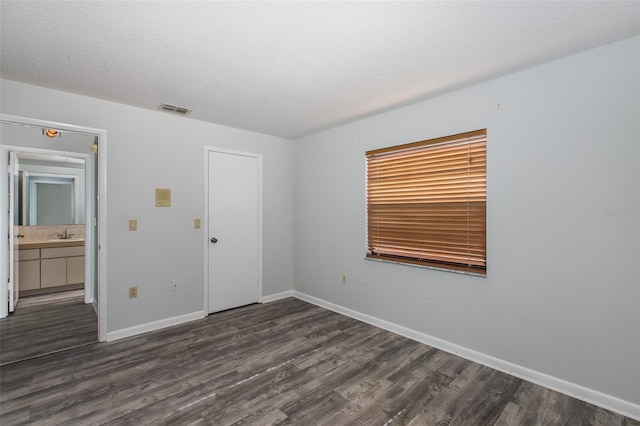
{"left": 23, "top": 173, "right": 79, "bottom": 225}
{"left": 16, "top": 154, "right": 86, "bottom": 225}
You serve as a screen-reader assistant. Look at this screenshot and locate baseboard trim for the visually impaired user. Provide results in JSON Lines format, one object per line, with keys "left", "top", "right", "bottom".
{"left": 106, "top": 311, "right": 206, "bottom": 342}
{"left": 106, "top": 291, "right": 295, "bottom": 343}
{"left": 261, "top": 290, "right": 294, "bottom": 303}
{"left": 291, "top": 291, "right": 640, "bottom": 421}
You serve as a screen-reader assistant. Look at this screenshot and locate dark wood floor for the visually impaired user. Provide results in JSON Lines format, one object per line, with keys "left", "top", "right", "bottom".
{"left": 0, "top": 297, "right": 637, "bottom": 425}
{"left": 0, "top": 290, "right": 97, "bottom": 366}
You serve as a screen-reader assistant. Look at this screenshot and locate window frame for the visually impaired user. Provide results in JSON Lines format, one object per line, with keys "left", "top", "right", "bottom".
{"left": 365, "top": 129, "right": 487, "bottom": 276}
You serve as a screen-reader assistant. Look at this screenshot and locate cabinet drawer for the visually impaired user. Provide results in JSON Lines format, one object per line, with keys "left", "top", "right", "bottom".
{"left": 19, "top": 249, "right": 40, "bottom": 261}
{"left": 41, "top": 246, "right": 85, "bottom": 259}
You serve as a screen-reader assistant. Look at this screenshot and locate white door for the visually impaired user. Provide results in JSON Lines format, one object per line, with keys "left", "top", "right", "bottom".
{"left": 207, "top": 149, "right": 261, "bottom": 314}
{"left": 8, "top": 152, "right": 19, "bottom": 312}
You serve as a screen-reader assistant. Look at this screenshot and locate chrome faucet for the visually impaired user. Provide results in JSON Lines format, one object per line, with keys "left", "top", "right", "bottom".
{"left": 57, "top": 229, "right": 75, "bottom": 240}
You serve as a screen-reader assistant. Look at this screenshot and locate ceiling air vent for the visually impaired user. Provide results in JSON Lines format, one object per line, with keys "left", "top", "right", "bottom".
{"left": 161, "top": 103, "right": 191, "bottom": 115}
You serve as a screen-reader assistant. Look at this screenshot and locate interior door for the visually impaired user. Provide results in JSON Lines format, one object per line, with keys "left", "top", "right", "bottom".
{"left": 8, "top": 152, "right": 19, "bottom": 312}
{"left": 207, "top": 149, "right": 260, "bottom": 314}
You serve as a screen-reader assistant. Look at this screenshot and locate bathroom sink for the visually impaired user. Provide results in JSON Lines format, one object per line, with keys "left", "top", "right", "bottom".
{"left": 47, "top": 238, "right": 84, "bottom": 242}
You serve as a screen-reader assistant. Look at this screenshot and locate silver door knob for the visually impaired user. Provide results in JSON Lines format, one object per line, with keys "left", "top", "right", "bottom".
{"left": 210, "top": 237, "right": 218, "bottom": 243}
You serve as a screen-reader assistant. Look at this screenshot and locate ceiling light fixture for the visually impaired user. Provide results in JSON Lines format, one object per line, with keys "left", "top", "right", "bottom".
{"left": 43, "top": 129, "right": 61, "bottom": 138}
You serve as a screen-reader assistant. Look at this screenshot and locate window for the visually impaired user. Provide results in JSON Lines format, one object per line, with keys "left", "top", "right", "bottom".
{"left": 366, "top": 129, "right": 486, "bottom": 275}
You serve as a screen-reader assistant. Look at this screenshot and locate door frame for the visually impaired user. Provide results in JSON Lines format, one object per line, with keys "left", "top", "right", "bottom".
{"left": 0, "top": 114, "right": 108, "bottom": 342}
{"left": 203, "top": 146, "right": 263, "bottom": 315}
{"left": 8, "top": 151, "right": 19, "bottom": 311}
{"left": 6, "top": 147, "right": 90, "bottom": 311}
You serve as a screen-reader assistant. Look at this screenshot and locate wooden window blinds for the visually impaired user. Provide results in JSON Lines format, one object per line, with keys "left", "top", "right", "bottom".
{"left": 366, "top": 129, "right": 486, "bottom": 275}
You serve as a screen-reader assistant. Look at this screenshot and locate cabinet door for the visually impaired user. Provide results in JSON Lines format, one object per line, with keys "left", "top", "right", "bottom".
{"left": 41, "top": 258, "right": 67, "bottom": 288}
{"left": 67, "top": 256, "right": 85, "bottom": 285}
{"left": 19, "top": 260, "right": 41, "bottom": 291}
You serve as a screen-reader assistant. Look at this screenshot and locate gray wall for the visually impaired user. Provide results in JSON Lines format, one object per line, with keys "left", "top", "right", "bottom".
{"left": 0, "top": 122, "right": 94, "bottom": 153}
{"left": 1, "top": 79, "right": 295, "bottom": 333}
{"left": 293, "top": 36, "right": 640, "bottom": 404}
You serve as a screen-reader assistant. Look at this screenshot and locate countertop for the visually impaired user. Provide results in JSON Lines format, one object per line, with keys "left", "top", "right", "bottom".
{"left": 17, "top": 239, "right": 85, "bottom": 250}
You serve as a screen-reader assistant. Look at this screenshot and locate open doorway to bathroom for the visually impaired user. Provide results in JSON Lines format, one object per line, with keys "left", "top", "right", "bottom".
{"left": 0, "top": 116, "right": 105, "bottom": 365}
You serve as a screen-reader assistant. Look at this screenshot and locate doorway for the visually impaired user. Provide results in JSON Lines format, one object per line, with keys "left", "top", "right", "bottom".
{"left": 205, "top": 147, "right": 262, "bottom": 314}
{"left": 0, "top": 114, "right": 107, "bottom": 346}
{"left": 9, "top": 150, "right": 89, "bottom": 303}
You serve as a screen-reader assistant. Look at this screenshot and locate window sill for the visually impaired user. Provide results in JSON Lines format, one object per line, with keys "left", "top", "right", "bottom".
{"left": 364, "top": 256, "right": 486, "bottom": 278}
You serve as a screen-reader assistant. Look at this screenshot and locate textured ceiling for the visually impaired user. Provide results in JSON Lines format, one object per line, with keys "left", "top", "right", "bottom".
{"left": 1, "top": 1, "right": 639, "bottom": 139}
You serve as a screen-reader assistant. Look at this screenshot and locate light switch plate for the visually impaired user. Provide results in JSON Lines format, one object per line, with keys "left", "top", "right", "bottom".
{"left": 194, "top": 218, "right": 201, "bottom": 229}
{"left": 129, "top": 219, "right": 137, "bottom": 231}
{"left": 156, "top": 188, "right": 171, "bottom": 207}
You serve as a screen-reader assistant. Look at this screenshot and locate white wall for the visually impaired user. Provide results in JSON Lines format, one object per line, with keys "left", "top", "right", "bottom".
{"left": 0, "top": 79, "right": 295, "bottom": 332}
{"left": 294, "top": 35, "right": 640, "bottom": 407}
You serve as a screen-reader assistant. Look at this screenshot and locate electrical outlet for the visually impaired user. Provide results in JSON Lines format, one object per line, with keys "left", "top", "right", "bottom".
{"left": 129, "top": 219, "right": 138, "bottom": 231}
{"left": 342, "top": 274, "right": 347, "bottom": 284}
{"left": 170, "top": 281, "right": 179, "bottom": 292}
{"left": 129, "top": 286, "right": 138, "bottom": 298}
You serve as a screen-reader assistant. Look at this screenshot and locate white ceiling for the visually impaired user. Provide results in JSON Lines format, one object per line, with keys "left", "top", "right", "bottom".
{"left": 1, "top": 1, "right": 639, "bottom": 139}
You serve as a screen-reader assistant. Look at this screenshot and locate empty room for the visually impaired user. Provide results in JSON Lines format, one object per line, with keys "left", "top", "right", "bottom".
{"left": 0, "top": 1, "right": 639, "bottom": 425}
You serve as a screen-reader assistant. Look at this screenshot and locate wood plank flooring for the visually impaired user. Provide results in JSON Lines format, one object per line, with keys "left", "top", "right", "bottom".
{"left": 0, "top": 297, "right": 637, "bottom": 425}
{"left": 0, "top": 290, "right": 97, "bottom": 366}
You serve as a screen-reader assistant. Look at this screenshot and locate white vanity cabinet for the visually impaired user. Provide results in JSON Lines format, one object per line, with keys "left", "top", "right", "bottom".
{"left": 18, "top": 243, "right": 85, "bottom": 294}
{"left": 41, "top": 246, "right": 85, "bottom": 287}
